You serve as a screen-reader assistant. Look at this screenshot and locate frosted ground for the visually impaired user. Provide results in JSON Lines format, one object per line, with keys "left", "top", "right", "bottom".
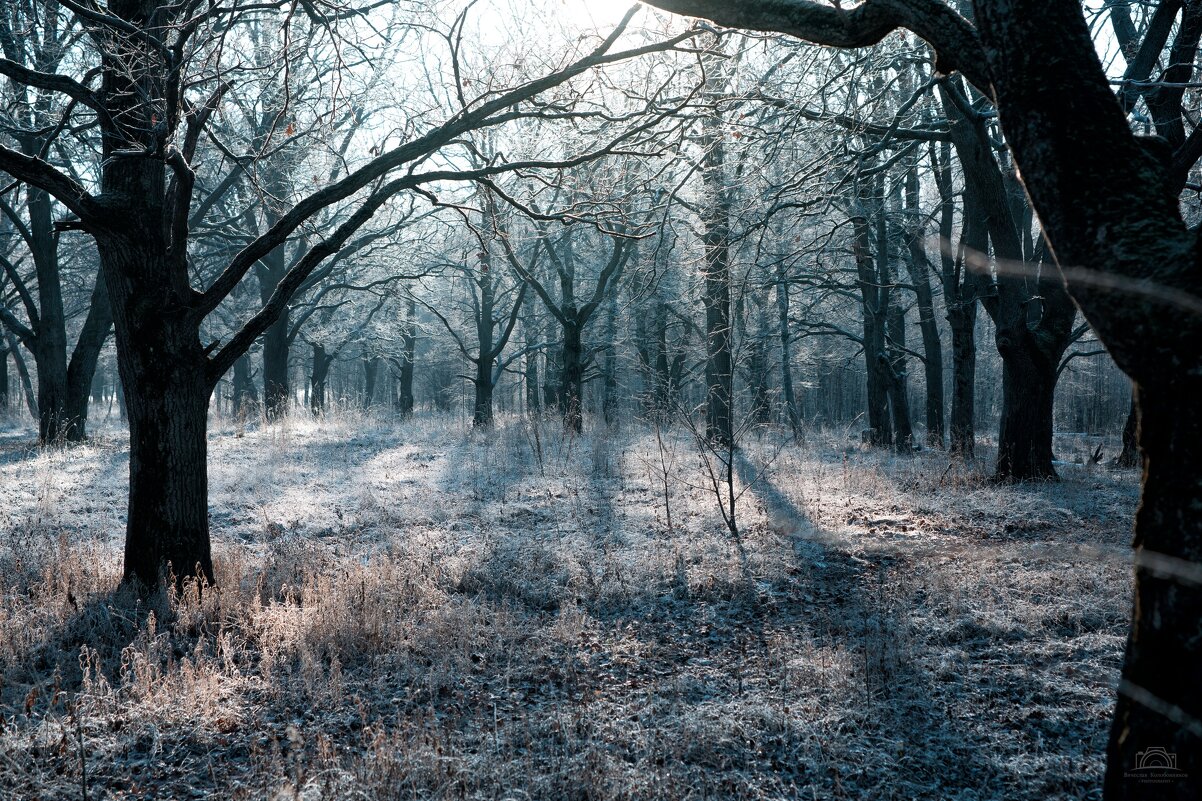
{"left": 0, "top": 412, "right": 1138, "bottom": 799}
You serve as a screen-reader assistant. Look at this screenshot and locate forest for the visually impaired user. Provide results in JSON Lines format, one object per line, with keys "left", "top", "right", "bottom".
{"left": 0, "top": 0, "right": 1197, "bottom": 798}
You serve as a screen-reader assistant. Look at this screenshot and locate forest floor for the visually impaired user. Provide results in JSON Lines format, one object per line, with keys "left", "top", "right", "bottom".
{"left": 0, "top": 411, "right": 1139, "bottom": 800}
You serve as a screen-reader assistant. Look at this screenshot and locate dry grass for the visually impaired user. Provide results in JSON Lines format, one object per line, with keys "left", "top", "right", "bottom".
{"left": 0, "top": 413, "right": 1137, "bottom": 799}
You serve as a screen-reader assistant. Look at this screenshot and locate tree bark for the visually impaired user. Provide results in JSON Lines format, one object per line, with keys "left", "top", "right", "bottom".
{"left": 0, "top": 345, "right": 7, "bottom": 413}
{"left": 995, "top": 335, "right": 1059, "bottom": 480}
{"left": 602, "top": 292, "right": 619, "bottom": 427}
{"left": 261, "top": 306, "right": 290, "bottom": 418}
{"left": 885, "top": 300, "right": 915, "bottom": 452}
{"left": 903, "top": 166, "right": 945, "bottom": 448}
{"left": 362, "top": 355, "right": 380, "bottom": 410}
{"left": 543, "top": 314, "right": 560, "bottom": 410}
{"left": 398, "top": 299, "right": 417, "bottom": 417}
{"left": 310, "top": 343, "right": 332, "bottom": 415}
{"left": 947, "top": 295, "right": 978, "bottom": 457}
{"left": 232, "top": 353, "right": 258, "bottom": 419}
{"left": 524, "top": 316, "right": 541, "bottom": 415}
{"left": 104, "top": 235, "right": 215, "bottom": 588}
{"left": 854, "top": 192, "right": 893, "bottom": 448}
{"left": 701, "top": 139, "right": 734, "bottom": 444}
{"left": 62, "top": 273, "right": 114, "bottom": 442}
{"left": 1115, "top": 391, "right": 1140, "bottom": 468}
{"left": 776, "top": 263, "right": 803, "bottom": 440}
{"left": 1104, "top": 383, "right": 1202, "bottom": 799}
{"left": 560, "top": 317, "right": 584, "bottom": 434}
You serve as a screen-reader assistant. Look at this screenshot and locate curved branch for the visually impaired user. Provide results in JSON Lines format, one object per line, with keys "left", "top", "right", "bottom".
{"left": 641, "top": 0, "right": 987, "bottom": 90}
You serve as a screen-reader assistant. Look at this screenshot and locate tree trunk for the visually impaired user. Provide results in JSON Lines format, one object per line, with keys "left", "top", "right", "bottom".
{"left": 362, "top": 355, "right": 380, "bottom": 410}
{"left": 108, "top": 265, "right": 214, "bottom": 588}
{"left": 524, "top": 316, "right": 540, "bottom": 415}
{"left": 473, "top": 357, "right": 494, "bottom": 427}
{"left": 947, "top": 297, "right": 978, "bottom": 457}
{"left": 1115, "top": 391, "right": 1140, "bottom": 468}
{"left": 1104, "top": 382, "right": 1202, "bottom": 799}
{"left": 33, "top": 343, "right": 68, "bottom": 443}
{"left": 310, "top": 344, "right": 332, "bottom": 415}
{"left": 602, "top": 292, "right": 618, "bottom": 427}
{"left": 121, "top": 363, "right": 213, "bottom": 588}
{"left": 903, "top": 168, "right": 945, "bottom": 448}
{"left": 100, "top": 225, "right": 214, "bottom": 589}
{"left": 854, "top": 204, "right": 892, "bottom": 448}
{"left": 232, "top": 353, "right": 258, "bottom": 419}
{"left": 62, "top": 273, "right": 114, "bottom": 442}
{"left": 995, "top": 334, "right": 1059, "bottom": 480}
{"left": 776, "top": 264, "right": 802, "bottom": 439}
{"left": 0, "top": 345, "right": 8, "bottom": 413}
{"left": 398, "top": 303, "right": 416, "bottom": 417}
{"left": 701, "top": 45, "right": 734, "bottom": 448}
{"left": 654, "top": 303, "right": 673, "bottom": 414}
{"left": 543, "top": 315, "right": 560, "bottom": 410}
{"left": 561, "top": 318, "right": 583, "bottom": 434}
{"left": 262, "top": 309, "right": 290, "bottom": 419}
{"left": 885, "top": 305, "right": 915, "bottom": 452}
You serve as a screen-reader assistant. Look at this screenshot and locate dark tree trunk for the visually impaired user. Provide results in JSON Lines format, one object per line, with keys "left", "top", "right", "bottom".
{"left": 602, "top": 293, "right": 618, "bottom": 427}
{"left": 776, "top": 264, "right": 802, "bottom": 439}
{"left": 884, "top": 303, "right": 915, "bottom": 452}
{"left": 1104, "top": 383, "right": 1202, "bottom": 799}
{"left": 0, "top": 345, "right": 8, "bottom": 412}
{"left": 654, "top": 304, "right": 673, "bottom": 413}
{"left": 310, "top": 344, "right": 332, "bottom": 415}
{"left": 854, "top": 201, "right": 892, "bottom": 448}
{"left": 995, "top": 337, "right": 1059, "bottom": 480}
{"left": 543, "top": 315, "right": 560, "bottom": 410}
{"left": 473, "top": 358, "right": 494, "bottom": 427}
{"left": 33, "top": 344, "right": 67, "bottom": 443}
{"left": 947, "top": 298, "right": 978, "bottom": 457}
{"left": 993, "top": 276, "right": 1076, "bottom": 481}
{"left": 121, "top": 361, "right": 213, "bottom": 588}
{"left": 62, "top": 274, "right": 114, "bottom": 442}
{"left": 261, "top": 309, "right": 290, "bottom": 419}
{"left": 747, "top": 341, "right": 771, "bottom": 426}
{"left": 104, "top": 235, "right": 215, "bottom": 588}
{"left": 881, "top": 174, "right": 913, "bottom": 454}
{"left": 903, "top": 167, "right": 945, "bottom": 448}
{"left": 932, "top": 137, "right": 980, "bottom": 458}
{"left": 398, "top": 300, "right": 416, "bottom": 417}
{"left": 22, "top": 180, "right": 70, "bottom": 443}
{"left": 1115, "top": 391, "right": 1139, "bottom": 468}
{"left": 560, "top": 318, "right": 583, "bottom": 434}
{"left": 524, "top": 319, "right": 540, "bottom": 415}
{"left": 363, "top": 355, "right": 380, "bottom": 410}
{"left": 701, "top": 49, "right": 734, "bottom": 448}
{"left": 232, "top": 353, "right": 258, "bottom": 419}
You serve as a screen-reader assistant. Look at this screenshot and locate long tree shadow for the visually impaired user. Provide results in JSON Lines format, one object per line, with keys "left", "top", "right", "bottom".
{"left": 728, "top": 450, "right": 1113, "bottom": 797}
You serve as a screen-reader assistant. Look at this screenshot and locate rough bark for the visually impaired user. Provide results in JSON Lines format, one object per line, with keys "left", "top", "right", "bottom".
{"left": 853, "top": 188, "right": 893, "bottom": 448}
{"left": 776, "top": 263, "right": 803, "bottom": 440}
{"left": 560, "top": 317, "right": 584, "bottom": 434}
{"left": 1115, "top": 392, "right": 1139, "bottom": 468}
{"left": 362, "top": 355, "right": 380, "bottom": 410}
{"left": 103, "top": 234, "right": 215, "bottom": 589}
{"left": 260, "top": 303, "right": 290, "bottom": 418}
{"left": 397, "top": 298, "right": 417, "bottom": 417}
{"left": 310, "top": 343, "right": 332, "bottom": 415}
{"left": 0, "top": 345, "right": 7, "bottom": 412}
{"left": 232, "top": 353, "right": 258, "bottom": 419}
{"left": 602, "top": 292, "right": 618, "bottom": 427}
{"left": 931, "top": 138, "right": 979, "bottom": 457}
{"left": 63, "top": 274, "right": 114, "bottom": 441}
{"left": 903, "top": 166, "right": 945, "bottom": 448}
{"left": 701, "top": 58, "right": 734, "bottom": 448}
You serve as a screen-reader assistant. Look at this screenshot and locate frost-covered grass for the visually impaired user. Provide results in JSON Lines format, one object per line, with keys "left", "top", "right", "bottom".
{"left": 0, "top": 411, "right": 1138, "bottom": 799}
